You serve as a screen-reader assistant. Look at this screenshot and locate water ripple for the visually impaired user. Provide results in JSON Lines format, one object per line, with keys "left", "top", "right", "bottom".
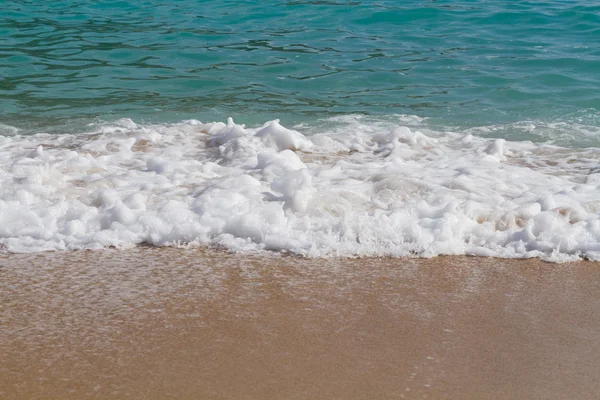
{"left": 1, "top": 0, "right": 599, "bottom": 131}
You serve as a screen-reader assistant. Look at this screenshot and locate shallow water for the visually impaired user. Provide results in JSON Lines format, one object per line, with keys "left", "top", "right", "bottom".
{"left": 2, "top": 1, "right": 600, "bottom": 131}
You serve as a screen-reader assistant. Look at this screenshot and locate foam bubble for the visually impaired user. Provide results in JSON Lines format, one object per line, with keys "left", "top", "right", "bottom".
{"left": 0, "top": 116, "right": 599, "bottom": 261}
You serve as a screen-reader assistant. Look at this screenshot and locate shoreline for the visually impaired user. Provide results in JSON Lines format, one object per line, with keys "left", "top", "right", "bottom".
{"left": 2, "top": 247, "right": 600, "bottom": 399}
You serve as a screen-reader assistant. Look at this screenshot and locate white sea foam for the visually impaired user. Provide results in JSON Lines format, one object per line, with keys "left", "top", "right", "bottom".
{"left": 0, "top": 115, "right": 599, "bottom": 261}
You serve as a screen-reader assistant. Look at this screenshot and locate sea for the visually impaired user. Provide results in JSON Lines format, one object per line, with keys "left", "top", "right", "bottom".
{"left": 1, "top": 0, "right": 599, "bottom": 260}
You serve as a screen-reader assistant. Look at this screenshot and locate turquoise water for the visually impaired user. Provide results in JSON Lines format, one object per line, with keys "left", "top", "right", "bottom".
{"left": 2, "top": 1, "right": 600, "bottom": 259}
{"left": 2, "top": 0, "right": 600, "bottom": 138}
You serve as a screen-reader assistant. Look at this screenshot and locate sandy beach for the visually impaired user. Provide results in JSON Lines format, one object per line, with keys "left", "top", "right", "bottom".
{"left": 1, "top": 248, "right": 599, "bottom": 399}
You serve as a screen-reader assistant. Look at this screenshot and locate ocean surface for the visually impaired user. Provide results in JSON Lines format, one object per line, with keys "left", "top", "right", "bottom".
{"left": 1, "top": 0, "right": 600, "bottom": 260}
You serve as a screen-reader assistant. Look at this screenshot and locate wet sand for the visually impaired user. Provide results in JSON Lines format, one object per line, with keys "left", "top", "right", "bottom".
{"left": 1, "top": 248, "right": 600, "bottom": 399}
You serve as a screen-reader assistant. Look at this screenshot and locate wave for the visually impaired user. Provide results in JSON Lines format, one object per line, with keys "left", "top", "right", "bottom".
{"left": 0, "top": 115, "right": 599, "bottom": 261}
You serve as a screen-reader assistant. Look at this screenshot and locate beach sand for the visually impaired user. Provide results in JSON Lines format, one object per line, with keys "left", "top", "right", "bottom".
{"left": 1, "top": 247, "right": 599, "bottom": 399}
